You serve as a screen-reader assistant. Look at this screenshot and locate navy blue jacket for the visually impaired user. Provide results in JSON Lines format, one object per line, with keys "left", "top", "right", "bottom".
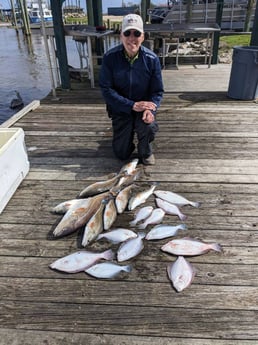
{"left": 99, "top": 44, "right": 164, "bottom": 116}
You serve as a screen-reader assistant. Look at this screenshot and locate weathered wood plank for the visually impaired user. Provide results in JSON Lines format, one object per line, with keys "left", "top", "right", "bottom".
{"left": 1, "top": 277, "right": 258, "bottom": 311}
{"left": 1, "top": 301, "right": 258, "bottom": 339}
{"left": 0, "top": 256, "right": 257, "bottom": 286}
{"left": 0, "top": 328, "right": 256, "bottom": 345}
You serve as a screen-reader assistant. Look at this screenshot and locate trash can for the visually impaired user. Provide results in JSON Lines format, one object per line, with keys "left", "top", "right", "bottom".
{"left": 227, "top": 46, "right": 258, "bottom": 100}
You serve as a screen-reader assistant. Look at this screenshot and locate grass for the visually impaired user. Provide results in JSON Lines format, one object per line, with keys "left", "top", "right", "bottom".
{"left": 220, "top": 34, "right": 251, "bottom": 49}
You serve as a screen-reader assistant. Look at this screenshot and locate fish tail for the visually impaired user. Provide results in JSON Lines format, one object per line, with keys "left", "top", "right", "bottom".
{"left": 180, "top": 224, "right": 188, "bottom": 231}
{"left": 103, "top": 249, "right": 115, "bottom": 260}
{"left": 179, "top": 213, "right": 187, "bottom": 221}
{"left": 191, "top": 201, "right": 201, "bottom": 208}
{"left": 211, "top": 243, "right": 222, "bottom": 252}
{"left": 138, "top": 231, "right": 146, "bottom": 239}
{"left": 137, "top": 223, "right": 146, "bottom": 230}
{"left": 129, "top": 220, "right": 137, "bottom": 227}
{"left": 124, "top": 264, "right": 133, "bottom": 273}
{"left": 96, "top": 234, "right": 103, "bottom": 241}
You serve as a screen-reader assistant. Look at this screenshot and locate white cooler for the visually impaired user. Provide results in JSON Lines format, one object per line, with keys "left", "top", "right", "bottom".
{"left": 0, "top": 128, "right": 30, "bottom": 214}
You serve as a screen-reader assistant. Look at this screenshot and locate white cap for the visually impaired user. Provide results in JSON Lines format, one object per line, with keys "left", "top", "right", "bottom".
{"left": 122, "top": 14, "right": 144, "bottom": 34}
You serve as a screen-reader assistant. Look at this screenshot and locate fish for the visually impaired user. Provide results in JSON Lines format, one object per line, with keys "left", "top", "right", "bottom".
{"left": 161, "top": 237, "right": 222, "bottom": 256}
{"left": 96, "top": 228, "right": 137, "bottom": 244}
{"left": 128, "top": 183, "right": 157, "bottom": 211}
{"left": 119, "top": 158, "right": 139, "bottom": 175}
{"left": 146, "top": 223, "right": 188, "bottom": 240}
{"left": 85, "top": 262, "right": 132, "bottom": 279}
{"left": 78, "top": 173, "right": 125, "bottom": 198}
{"left": 81, "top": 200, "right": 107, "bottom": 247}
{"left": 154, "top": 190, "right": 200, "bottom": 208}
{"left": 129, "top": 205, "right": 154, "bottom": 227}
{"left": 51, "top": 198, "right": 88, "bottom": 214}
{"left": 137, "top": 208, "right": 165, "bottom": 230}
{"left": 167, "top": 256, "right": 196, "bottom": 292}
{"left": 117, "top": 232, "right": 145, "bottom": 262}
{"left": 115, "top": 167, "right": 143, "bottom": 189}
{"left": 115, "top": 184, "right": 136, "bottom": 214}
{"left": 49, "top": 249, "right": 115, "bottom": 273}
{"left": 103, "top": 197, "right": 117, "bottom": 231}
{"left": 52, "top": 191, "right": 110, "bottom": 238}
{"left": 155, "top": 198, "right": 187, "bottom": 221}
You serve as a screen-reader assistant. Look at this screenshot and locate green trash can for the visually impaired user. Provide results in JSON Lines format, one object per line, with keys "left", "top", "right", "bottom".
{"left": 227, "top": 46, "right": 258, "bottom": 100}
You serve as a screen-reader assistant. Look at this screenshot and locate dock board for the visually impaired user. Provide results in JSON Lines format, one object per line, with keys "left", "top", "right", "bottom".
{"left": 1, "top": 65, "right": 258, "bottom": 344}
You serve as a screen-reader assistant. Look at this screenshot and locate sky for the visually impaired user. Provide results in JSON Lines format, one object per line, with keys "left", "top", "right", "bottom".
{"left": 0, "top": 1, "right": 167, "bottom": 12}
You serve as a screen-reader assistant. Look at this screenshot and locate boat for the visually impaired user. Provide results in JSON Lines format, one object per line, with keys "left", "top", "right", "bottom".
{"left": 27, "top": 0, "right": 53, "bottom": 25}
{"left": 148, "top": 0, "right": 256, "bottom": 31}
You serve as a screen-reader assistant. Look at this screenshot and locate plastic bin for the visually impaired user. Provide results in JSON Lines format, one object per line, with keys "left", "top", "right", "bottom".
{"left": 227, "top": 46, "right": 258, "bottom": 100}
{"left": 0, "top": 128, "right": 30, "bottom": 214}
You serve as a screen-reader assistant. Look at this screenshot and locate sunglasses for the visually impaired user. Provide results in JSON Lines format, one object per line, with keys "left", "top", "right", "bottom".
{"left": 123, "top": 30, "right": 142, "bottom": 38}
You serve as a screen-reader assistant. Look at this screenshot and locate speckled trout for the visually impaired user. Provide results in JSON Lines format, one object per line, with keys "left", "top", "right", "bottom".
{"left": 128, "top": 184, "right": 157, "bottom": 211}
{"left": 154, "top": 190, "right": 200, "bottom": 208}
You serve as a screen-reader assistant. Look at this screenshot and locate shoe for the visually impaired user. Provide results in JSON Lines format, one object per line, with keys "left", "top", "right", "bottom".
{"left": 142, "top": 154, "right": 155, "bottom": 165}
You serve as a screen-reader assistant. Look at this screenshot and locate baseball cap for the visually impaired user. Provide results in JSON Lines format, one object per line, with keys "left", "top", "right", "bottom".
{"left": 122, "top": 14, "right": 144, "bottom": 34}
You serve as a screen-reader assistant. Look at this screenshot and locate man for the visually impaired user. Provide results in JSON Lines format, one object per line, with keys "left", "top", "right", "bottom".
{"left": 99, "top": 13, "right": 164, "bottom": 165}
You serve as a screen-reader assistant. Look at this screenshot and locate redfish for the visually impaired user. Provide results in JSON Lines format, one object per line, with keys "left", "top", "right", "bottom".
{"left": 103, "top": 197, "right": 117, "bottom": 230}
{"left": 79, "top": 173, "right": 124, "bottom": 197}
{"left": 52, "top": 191, "right": 110, "bottom": 238}
{"left": 81, "top": 200, "right": 106, "bottom": 247}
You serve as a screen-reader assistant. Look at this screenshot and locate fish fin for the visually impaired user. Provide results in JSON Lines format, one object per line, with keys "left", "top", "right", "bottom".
{"left": 129, "top": 220, "right": 137, "bottom": 227}
{"left": 179, "top": 213, "right": 187, "bottom": 221}
{"left": 138, "top": 231, "right": 146, "bottom": 239}
{"left": 180, "top": 224, "right": 188, "bottom": 231}
{"left": 137, "top": 223, "right": 146, "bottom": 230}
{"left": 103, "top": 249, "right": 115, "bottom": 260}
{"left": 211, "top": 243, "right": 222, "bottom": 252}
{"left": 190, "top": 201, "right": 201, "bottom": 208}
{"left": 124, "top": 264, "right": 133, "bottom": 273}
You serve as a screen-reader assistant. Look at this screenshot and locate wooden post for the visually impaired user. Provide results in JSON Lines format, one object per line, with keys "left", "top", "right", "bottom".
{"left": 250, "top": 0, "right": 258, "bottom": 45}
{"left": 244, "top": 0, "right": 255, "bottom": 32}
{"left": 92, "top": 0, "right": 103, "bottom": 65}
{"left": 10, "top": 0, "right": 19, "bottom": 31}
{"left": 141, "top": 0, "right": 147, "bottom": 22}
{"left": 92, "top": 0, "right": 103, "bottom": 26}
{"left": 86, "top": 0, "right": 94, "bottom": 26}
{"left": 17, "top": 0, "right": 31, "bottom": 35}
{"left": 50, "top": 0, "right": 70, "bottom": 89}
{"left": 211, "top": 0, "right": 224, "bottom": 65}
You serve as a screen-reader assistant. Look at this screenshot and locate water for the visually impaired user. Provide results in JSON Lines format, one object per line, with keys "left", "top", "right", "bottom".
{"left": 0, "top": 26, "right": 91, "bottom": 125}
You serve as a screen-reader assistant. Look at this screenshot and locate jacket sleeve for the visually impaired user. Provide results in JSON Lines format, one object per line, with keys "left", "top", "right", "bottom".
{"left": 149, "top": 56, "right": 164, "bottom": 112}
{"left": 99, "top": 53, "right": 134, "bottom": 115}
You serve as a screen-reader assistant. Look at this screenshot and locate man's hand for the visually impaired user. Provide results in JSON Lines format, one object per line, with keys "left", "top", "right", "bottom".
{"left": 142, "top": 109, "right": 155, "bottom": 124}
{"left": 133, "top": 101, "right": 156, "bottom": 112}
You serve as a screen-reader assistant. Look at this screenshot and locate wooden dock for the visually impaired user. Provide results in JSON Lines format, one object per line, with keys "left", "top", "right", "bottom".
{"left": 1, "top": 64, "right": 258, "bottom": 344}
